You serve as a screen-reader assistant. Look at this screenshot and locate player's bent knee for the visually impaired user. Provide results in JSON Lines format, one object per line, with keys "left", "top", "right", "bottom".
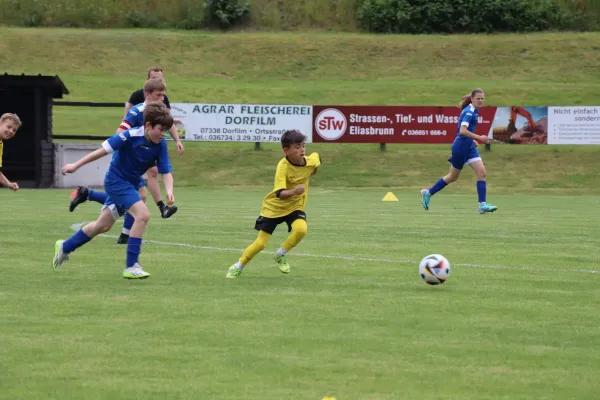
{"left": 137, "top": 211, "right": 151, "bottom": 224}
{"left": 292, "top": 219, "right": 308, "bottom": 237}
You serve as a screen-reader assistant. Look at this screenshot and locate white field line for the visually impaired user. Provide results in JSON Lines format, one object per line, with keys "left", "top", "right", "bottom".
{"left": 70, "top": 223, "right": 599, "bottom": 274}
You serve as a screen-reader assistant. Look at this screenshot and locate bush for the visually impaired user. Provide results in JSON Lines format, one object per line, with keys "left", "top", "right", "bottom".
{"left": 204, "top": 0, "right": 250, "bottom": 29}
{"left": 357, "top": 0, "right": 589, "bottom": 33}
{"left": 0, "top": 0, "right": 47, "bottom": 27}
{"left": 558, "top": 0, "right": 600, "bottom": 31}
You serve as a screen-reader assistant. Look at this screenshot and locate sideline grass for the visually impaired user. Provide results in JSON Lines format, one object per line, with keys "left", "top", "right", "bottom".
{"left": 161, "top": 142, "right": 600, "bottom": 192}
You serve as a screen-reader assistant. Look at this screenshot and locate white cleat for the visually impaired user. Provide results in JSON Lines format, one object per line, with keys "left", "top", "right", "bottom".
{"left": 53, "top": 240, "right": 69, "bottom": 270}
{"left": 123, "top": 263, "right": 151, "bottom": 279}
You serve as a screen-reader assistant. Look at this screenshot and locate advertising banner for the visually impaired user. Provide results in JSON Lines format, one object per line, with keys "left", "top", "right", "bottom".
{"left": 488, "top": 106, "right": 548, "bottom": 144}
{"left": 311, "top": 106, "right": 496, "bottom": 144}
{"left": 547, "top": 106, "right": 600, "bottom": 144}
{"left": 171, "top": 103, "right": 313, "bottom": 142}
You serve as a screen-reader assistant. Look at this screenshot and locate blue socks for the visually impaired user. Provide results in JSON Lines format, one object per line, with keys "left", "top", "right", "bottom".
{"left": 477, "top": 180, "right": 487, "bottom": 203}
{"left": 428, "top": 178, "right": 487, "bottom": 203}
{"left": 126, "top": 237, "right": 143, "bottom": 268}
{"left": 88, "top": 189, "right": 108, "bottom": 204}
{"left": 62, "top": 229, "right": 92, "bottom": 254}
{"left": 62, "top": 228, "right": 144, "bottom": 268}
{"left": 429, "top": 178, "right": 448, "bottom": 196}
{"left": 122, "top": 213, "right": 135, "bottom": 234}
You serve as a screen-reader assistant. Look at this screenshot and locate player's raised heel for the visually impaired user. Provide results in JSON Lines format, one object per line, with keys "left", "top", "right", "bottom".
{"left": 420, "top": 189, "right": 431, "bottom": 210}
{"left": 478, "top": 202, "right": 498, "bottom": 214}
{"left": 69, "top": 186, "right": 89, "bottom": 212}
{"left": 274, "top": 254, "right": 290, "bottom": 274}
{"left": 53, "top": 240, "right": 69, "bottom": 270}
{"left": 226, "top": 265, "right": 242, "bottom": 278}
{"left": 123, "top": 263, "right": 150, "bottom": 279}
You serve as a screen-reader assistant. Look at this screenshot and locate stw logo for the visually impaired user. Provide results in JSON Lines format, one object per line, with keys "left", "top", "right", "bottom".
{"left": 315, "top": 108, "right": 347, "bottom": 140}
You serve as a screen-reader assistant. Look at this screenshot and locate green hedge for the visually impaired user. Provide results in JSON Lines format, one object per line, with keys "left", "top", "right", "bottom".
{"left": 0, "top": 0, "right": 596, "bottom": 31}
{"left": 0, "top": 0, "right": 361, "bottom": 30}
{"left": 357, "top": 0, "right": 598, "bottom": 33}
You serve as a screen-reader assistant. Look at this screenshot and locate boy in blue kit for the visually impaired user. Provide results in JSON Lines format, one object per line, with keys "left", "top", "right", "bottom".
{"left": 54, "top": 102, "right": 175, "bottom": 279}
{"left": 69, "top": 77, "right": 180, "bottom": 245}
{"left": 421, "top": 88, "right": 498, "bottom": 214}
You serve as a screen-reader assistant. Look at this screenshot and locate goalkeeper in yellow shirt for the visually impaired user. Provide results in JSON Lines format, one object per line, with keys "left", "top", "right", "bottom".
{"left": 226, "top": 129, "right": 321, "bottom": 278}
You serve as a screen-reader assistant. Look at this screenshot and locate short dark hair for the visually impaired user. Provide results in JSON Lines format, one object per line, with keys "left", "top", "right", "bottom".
{"left": 144, "top": 102, "right": 173, "bottom": 129}
{"left": 281, "top": 130, "right": 306, "bottom": 148}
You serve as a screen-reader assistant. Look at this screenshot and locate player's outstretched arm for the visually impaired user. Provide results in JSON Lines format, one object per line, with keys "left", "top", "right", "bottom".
{"left": 61, "top": 148, "right": 108, "bottom": 175}
{"left": 0, "top": 171, "right": 19, "bottom": 191}
{"left": 162, "top": 172, "right": 175, "bottom": 204}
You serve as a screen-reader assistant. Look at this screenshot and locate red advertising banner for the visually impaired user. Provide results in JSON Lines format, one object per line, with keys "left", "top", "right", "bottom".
{"left": 312, "top": 106, "right": 497, "bottom": 143}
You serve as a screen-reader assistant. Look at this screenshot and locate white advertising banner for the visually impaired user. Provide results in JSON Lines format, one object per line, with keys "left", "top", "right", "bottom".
{"left": 548, "top": 106, "right": 600, "bottom": 144}
{"left": 170, "top": 103, "right": 313, "bottom": 142}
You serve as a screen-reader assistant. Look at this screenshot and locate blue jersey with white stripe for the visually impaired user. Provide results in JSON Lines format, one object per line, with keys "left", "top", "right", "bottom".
{"left": 102, "top": 127, "right": 172, "bottom": 186}
{"left": 119, "top": 102, "right": 146, "bottom": 131}
{"left": 452, "top": 104, "right": 479, "bottom": 151}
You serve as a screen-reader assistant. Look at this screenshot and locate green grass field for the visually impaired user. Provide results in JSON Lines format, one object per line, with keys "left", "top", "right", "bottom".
{"left": 1, "top": 187, "right": 599, "bottom": 399}
{"left": 2, "top": 26, "right": 600, "bottom": 399}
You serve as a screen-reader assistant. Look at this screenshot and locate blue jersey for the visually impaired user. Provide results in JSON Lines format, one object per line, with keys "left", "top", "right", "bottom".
{"left": 452, "top": 104, "right": 479, "bottom": 151}
{"left": 101, "top": 127, "right": 172, "bottom": 186}
{"left": 119, "top": 102, "right": 146, "bottom": 131}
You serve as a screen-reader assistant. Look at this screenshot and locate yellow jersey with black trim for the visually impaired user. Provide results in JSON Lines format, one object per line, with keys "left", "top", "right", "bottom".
{"left": 0, "top": 140, "right": 3, "bottom": 169}
{"left": 260, "top": 152, "right": 321, "bottom": 218}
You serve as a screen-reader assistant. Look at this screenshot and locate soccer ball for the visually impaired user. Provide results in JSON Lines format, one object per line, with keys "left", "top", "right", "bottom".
{"left": 419, "top": 254, "right": 451, "bottom": 285}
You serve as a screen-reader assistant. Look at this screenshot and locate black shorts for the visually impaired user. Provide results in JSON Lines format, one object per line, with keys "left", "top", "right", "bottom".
{"left": 254, "top": 210, "right": 306, "bottom": 235}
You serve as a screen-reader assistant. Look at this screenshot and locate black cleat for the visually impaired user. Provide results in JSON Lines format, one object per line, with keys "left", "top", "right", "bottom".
{"left": 69, "top": 186, "right": 89, "bottom": 212}
{"left": 161, "top": 205, "right": 178, "bottom": 219}
{"left": 117, "top": 233, "right": 129, "bottom": 244}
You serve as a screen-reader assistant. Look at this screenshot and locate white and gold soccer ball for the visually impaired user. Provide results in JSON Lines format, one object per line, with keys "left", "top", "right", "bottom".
{"left": 419, "top": 254, "right": 451, "bottom": 285}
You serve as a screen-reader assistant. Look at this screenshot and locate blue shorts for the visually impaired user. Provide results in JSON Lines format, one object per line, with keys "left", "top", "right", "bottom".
{"left": 448, "top": 146, "right": 481, "bottom": 170}
{"left": 102, "top": 180, "right": 143, "bottom": 220}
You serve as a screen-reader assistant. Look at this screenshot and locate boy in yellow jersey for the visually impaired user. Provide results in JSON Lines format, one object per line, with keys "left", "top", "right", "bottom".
{"left": 0, "top": 113, "right": 22, "bottom": 191}
{"left": 226, "top": 129, "right": 321, "bottom": 278}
